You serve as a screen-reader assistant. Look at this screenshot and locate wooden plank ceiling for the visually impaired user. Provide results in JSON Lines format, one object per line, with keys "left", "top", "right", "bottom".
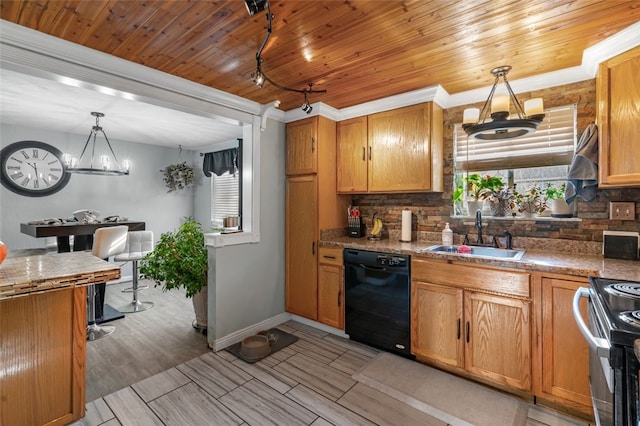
{"left": 1, "top": 1, "right": 639, "bottom": 111}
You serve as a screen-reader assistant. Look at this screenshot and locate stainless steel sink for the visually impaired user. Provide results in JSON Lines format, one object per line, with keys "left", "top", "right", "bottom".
{"left": 423, "top": 244, "right": 525, "bottom": 260}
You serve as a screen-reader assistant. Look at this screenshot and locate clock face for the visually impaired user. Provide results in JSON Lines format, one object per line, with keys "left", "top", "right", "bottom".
{"left": 0, "top": 141, "right": 71, "bottom": 197}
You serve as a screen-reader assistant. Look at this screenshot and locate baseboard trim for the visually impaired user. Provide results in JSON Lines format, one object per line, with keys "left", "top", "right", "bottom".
{"left": 289, "top": 314, "right": 349, "bottom": 339}
{"left": 210, "top": 312, "right": 292, "bottom": 351}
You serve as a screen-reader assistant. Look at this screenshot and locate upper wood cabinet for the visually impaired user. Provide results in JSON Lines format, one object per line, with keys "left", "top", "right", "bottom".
{"left": 337, "top": 116, "right": 368, "bottom": 192}
{"left": 287, "top": 116, "right": 319, "bottom": 175}
{"left": 337, "top": 102, "right": 443, "bottom": 193}
{"left": 597, "top": 45, "right": 640, "bottom": 187}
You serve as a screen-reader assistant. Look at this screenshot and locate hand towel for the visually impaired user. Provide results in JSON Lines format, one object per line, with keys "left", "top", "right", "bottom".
{"left": 565, "top": 123, "right": 598, "bottom": 204}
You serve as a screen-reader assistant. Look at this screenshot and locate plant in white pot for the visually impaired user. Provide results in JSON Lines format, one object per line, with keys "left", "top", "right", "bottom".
{"left": 545, "top": 183, "right": 572, "bottom": 218}
{"left": 139, "top": 218, "right": 208, "bottom": 331}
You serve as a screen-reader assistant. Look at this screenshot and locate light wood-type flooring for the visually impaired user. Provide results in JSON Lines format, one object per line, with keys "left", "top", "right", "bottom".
{"left": 77, "top": 279, "right": 592, "bottom": 426}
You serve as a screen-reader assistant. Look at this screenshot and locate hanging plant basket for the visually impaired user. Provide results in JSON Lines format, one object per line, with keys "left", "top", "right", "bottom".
{"left": 161, "top": 161, "right": 195, "bottom": 192}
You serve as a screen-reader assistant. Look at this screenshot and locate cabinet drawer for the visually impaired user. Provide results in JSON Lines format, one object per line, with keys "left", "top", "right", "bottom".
{"left": 318, "top": 247, "right": 343, "bottom": 266}
{"left": 412, "top": 258, "right": 530, "bottom": 298}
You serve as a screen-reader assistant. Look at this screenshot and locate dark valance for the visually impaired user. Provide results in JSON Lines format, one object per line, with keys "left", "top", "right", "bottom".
{"left": 202, "top": 147, "right": 238, "bottom": 177}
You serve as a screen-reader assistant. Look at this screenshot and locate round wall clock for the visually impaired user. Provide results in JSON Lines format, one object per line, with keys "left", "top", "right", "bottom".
{"left": 0, "top": 141, "right": 70, "bottom": 197}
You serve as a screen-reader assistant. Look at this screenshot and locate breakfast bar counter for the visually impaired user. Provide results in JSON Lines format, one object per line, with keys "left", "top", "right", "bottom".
{"left": 0, "top": 252, "right": 120, "bottom": 426}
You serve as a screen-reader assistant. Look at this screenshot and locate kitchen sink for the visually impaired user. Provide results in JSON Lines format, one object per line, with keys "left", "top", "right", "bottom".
{"left": 423, "top": 244, "right": 526, "bottom": 260}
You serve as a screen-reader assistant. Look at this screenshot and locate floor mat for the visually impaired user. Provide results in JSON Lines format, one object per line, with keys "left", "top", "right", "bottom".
{"left": 352, "top": 352, "right": 530, "bottom": 426}
{"left": 225, "top": 328, "right": 298, "bottom": 363}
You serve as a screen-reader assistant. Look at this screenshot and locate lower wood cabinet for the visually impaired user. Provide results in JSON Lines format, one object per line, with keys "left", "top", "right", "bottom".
{"left": 411, "top": 258, "right": 532, "bottom": 392}
{"left": 534, "top": 273, "right": 592, "bottom": 416}
{"left": 0, "top": 286, "right": 86, "bottom": 426}
{"left": 317, "top": 247, "right": 344, "bottom": 329}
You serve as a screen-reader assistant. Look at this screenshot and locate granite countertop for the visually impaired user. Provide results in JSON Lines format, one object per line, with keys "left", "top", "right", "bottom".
{"left": 0, "top": 251, "right": 121, "bottom": 300}
{"left": 320, "top": 236, "right": 640, "bottom": 282}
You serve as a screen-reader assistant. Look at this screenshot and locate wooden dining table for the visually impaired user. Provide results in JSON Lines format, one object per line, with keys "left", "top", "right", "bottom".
{"left": 21, "top": 220, "right": 145, "bottom": 252}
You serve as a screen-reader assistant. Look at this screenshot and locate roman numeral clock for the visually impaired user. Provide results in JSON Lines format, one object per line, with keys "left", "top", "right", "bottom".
{"left": 1, "top": 141, "right": 70, "bottom": 197}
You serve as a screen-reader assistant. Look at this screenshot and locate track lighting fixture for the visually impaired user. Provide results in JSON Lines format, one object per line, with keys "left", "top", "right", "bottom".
{"left": 301, "top": 85, "right": 313, "bottom": 114}
{"left": 245, "top": 0, "right": 326, "bottom": 108}
{"left": 244, "top": 0, "right": 268, "bottom": 16}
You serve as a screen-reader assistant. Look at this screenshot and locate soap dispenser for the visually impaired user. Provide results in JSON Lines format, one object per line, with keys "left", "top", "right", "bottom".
{"left": 442, "top": 223, "right": 454, "bottom": 246}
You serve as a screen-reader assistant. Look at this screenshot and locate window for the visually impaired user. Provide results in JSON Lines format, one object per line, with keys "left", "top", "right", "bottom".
{"left": 211, "top": 171, "right": 240, "bottom": 227}
{"left": 203, "top": 144, "right": 241, "bottom": 229}
{"left": 453, "top": 104, "right": 577, "bottom": 214}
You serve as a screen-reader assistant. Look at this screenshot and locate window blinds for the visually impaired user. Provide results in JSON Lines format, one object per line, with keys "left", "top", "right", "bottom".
{"left": 211, "top": 171, "right": 239, "bottom": 224}
{"left": 455, "top": 104, "right": 577, "bottom": 172}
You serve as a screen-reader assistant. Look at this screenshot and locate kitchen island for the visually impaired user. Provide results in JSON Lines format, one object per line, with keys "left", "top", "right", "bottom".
{"left": 0, "top": 252, "right": 120, "bottom": 426}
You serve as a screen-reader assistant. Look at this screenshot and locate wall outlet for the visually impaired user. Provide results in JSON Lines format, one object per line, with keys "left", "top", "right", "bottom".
{"left": 609, "top": 202, "right": 636, "bottom": 220}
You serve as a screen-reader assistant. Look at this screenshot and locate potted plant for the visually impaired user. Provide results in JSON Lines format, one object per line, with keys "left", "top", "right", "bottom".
{"left": 480, "top": 185, "right": 514, "bottom": 217}
{"left": 161, "top": 161, "right": 195, "bottom": 192}
{"left": 545, "top": 182, "right": 572, "bottom": 217}
{"left": 139, "top": 218, "right": 209, "bottom": 330}
{"left": 464, "top": 174, "right": 504, "bottom": 214}
{"left": 513, "top": 184, "right": 547, "bottom": 217}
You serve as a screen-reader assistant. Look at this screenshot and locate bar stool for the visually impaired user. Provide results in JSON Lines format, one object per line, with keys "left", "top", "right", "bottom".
{"left": 88, "top": 225, "right": 128, "bottom": 341}
{"left": 114, "top": 230, "right": 155, "bottom": 313}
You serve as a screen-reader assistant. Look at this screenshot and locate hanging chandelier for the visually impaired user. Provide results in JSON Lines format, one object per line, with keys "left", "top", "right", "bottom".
{"left": 462, "top": 66, "right": 545, "bottom": 140}
{"left": 64, "top": 112, "right": 130, "bottom": 176}
{"left": 245, "top": 0, "right": 326, "bottom": 114}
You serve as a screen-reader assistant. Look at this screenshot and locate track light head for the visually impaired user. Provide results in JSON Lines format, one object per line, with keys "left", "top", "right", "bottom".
{"left": 301, "top": 102, "right": 313, "bottom": 114}
{"left": 245, "top": 0, "right": 268, "bottom": 16}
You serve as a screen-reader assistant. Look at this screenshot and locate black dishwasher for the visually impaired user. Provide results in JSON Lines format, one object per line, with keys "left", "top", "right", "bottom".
{"left": 344, "top": 249, "right": 413, "bottom": 358}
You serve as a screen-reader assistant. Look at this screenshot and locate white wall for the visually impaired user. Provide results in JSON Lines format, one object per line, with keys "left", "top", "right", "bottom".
{"left": 208, "top": 117, "right": 286, "bottom": 343}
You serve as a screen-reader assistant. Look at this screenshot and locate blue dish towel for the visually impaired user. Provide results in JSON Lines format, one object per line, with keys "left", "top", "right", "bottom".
{"left": 565, "top": 123, "right": 598, "bottom": 204}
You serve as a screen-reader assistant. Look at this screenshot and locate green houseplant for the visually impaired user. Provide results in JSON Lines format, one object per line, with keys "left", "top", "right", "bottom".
{"left": 139, "top": 218, "right": 208, "bottom": 329}
{"left": 544, "top": 182, "right": 572, "bottom": 217}
{"left": 513, "top": 184, "right": 547, "bottom": 216}
{"left": 464, "top": 174, "right": 505, "bottom": 215}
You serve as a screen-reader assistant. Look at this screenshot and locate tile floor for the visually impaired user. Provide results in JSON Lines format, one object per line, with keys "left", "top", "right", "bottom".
{"left": 72, "top": 321, "right": 592, "bottom": 426}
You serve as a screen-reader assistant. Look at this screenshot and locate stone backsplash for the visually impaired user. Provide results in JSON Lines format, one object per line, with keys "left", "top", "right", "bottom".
{"left": 350, "top": 79, "right": 640, "bottom": 250}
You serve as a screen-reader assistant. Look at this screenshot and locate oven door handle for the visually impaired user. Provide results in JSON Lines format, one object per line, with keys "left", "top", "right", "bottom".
{"left": 573, "top": 287, "right": 610, "bottom": 357}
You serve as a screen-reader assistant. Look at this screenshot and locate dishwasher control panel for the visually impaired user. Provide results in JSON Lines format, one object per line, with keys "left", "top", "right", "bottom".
{"left": 376, "top": 255, "right": 407, "bottom": 267}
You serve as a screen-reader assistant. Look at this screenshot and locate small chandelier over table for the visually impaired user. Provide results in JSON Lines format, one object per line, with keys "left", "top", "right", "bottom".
{"left": 462, "top": 65, "right": 545, "bottom": 140}
{"left": 64, "top": 111, "right": 130, "bottom": 176}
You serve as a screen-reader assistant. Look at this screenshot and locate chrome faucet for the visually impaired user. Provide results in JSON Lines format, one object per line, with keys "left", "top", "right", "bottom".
{"left": 475, "top": 209, "right": 483, "bottom": 244}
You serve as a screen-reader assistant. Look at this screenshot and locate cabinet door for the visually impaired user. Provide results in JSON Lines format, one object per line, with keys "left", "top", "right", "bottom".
{"left": 368, "top": 103, "right": 431, "bottom": 192}
{"left": 464, "top": 292, "right": 531, "bottom": 391}
{"left": 411, "top": 281, "right": 464, "bottom": 368}
{"left": 540, "top": 277, "right": 591, "bottom": 410}
{"left": 286, "top": 117, "right": 318, "bottom": 175}
{"left": 597, "top": 45, "right": 640, "bottom": 187}
{"left": 337, "top": 116, "right": 368, "bottom": 193}
{"left": 285, "top": 175, "right": 318, "bottom": 319}
{"left": 318, "top": 263, "right": 344, "bottom": 329}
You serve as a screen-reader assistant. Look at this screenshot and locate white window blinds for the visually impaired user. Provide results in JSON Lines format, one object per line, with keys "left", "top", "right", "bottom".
{"left": 455, "top": 104, "right": 577, "bottom": 171}
{"left": 211, "top": 171, "right": 239, "bottom": 226}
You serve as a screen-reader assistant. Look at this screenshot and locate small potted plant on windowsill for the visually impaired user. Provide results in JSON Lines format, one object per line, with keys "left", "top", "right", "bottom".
{"left": 480, "top": 185, "right": 514, "bottom": 217}
{"left": 513, "top": 184, "right": 547, "bottom": 217}
{"left": 139, "top": 218, "right": 208, "bottom": 331}
{"left": 464, "top": 174, "right": 504, "bottom": 215}
{"left": 545, "top": 182, "right": 572, "bottom": 218}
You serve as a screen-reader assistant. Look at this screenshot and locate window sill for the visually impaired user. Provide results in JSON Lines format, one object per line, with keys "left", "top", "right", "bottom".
{"left": 205, "top": 231, "right": 260, "bottom": 248}
{"left": 452, "top": 214, "right": 581, "bottom": 222}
